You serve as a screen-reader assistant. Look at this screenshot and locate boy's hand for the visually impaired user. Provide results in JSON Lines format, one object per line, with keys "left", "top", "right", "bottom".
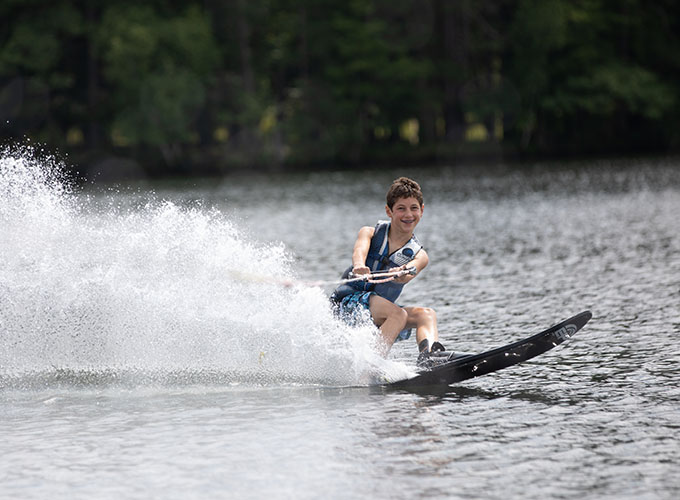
{"left": 351, "top": 265, "right": 371, "bottom": 276}
{"left": 390, "top": 265, "right": 417, "bottom": 283}
{"left": 388, "top": 265, "right": 408, "bottom": 274}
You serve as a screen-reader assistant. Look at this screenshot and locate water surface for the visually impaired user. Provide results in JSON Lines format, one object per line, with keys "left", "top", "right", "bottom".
{"left": 1, "top": 153, "right": 679, "bottom": 499}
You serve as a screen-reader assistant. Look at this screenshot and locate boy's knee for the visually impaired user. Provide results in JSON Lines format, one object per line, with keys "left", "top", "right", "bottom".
{"left": 393, "top": 307, "right": 408, "bottom": 325}
{"left": 413, "top": 307, "right": 436, "bottom": 323}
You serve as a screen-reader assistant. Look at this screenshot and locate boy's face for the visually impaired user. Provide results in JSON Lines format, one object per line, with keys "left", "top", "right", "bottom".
{"left": 385, "top": 196, "right": 423, "bottom": 234}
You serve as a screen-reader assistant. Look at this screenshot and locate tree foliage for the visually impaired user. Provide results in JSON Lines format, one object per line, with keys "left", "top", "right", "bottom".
{"left": 1, "top": 0, "right": 679, "bottom": 174}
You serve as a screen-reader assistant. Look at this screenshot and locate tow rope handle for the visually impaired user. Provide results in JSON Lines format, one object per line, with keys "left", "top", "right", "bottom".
{"left": 346, "top": 266, "right": 417, "bottom": 284}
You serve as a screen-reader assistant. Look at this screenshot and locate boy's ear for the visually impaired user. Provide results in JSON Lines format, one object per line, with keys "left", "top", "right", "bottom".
{"left": 385, "top": 204, "right": 392, "bottom": 217}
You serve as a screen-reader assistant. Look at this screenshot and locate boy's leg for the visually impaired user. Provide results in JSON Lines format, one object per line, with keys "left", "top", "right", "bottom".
{"left": 368, "top": 295, "right": 408, "bottom": 355}
{"left": 403, "top": 306, "right": 438, "bottom": 350}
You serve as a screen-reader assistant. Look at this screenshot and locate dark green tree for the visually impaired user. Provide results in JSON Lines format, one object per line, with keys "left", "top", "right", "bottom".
{"left": 95, "top": 4, "right": 220, "bottom": 164}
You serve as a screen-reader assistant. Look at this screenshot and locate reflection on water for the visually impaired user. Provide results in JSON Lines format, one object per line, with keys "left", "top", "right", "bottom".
{"left": 1, "top": 152, "right": 679, "bottom": 499}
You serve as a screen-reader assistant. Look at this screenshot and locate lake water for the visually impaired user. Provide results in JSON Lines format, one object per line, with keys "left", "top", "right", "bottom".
{"left": 1, "top": 150, "right": 679, "bottom": 499}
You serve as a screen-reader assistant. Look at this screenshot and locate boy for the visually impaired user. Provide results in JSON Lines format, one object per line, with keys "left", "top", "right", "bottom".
{"left": 331, "top": 177, "right": 446, "bottom": 366}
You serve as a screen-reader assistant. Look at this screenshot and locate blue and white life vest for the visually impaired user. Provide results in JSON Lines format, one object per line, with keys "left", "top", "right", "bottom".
{"left": 333, "top": 220, "right": 422, "bottom": 303}
{"left": 365, "top": 220, "right": 422, "bottom": 272}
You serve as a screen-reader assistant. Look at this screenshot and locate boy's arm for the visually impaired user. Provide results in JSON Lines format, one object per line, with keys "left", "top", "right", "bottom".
{"left": 393, "top": 249, "right": 429, "bottom": 283}
{"left": 351, "top": 226, "right": 375, "bottom": 275}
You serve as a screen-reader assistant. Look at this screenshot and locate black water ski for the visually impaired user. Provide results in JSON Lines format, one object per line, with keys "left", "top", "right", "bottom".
{"left": 386, "top": 311, "right": 591, "bottom": 389}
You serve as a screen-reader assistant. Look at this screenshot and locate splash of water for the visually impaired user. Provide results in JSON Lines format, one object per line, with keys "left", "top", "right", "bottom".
{"left": 0, "top": 146, "right": 410, "bottom": 389}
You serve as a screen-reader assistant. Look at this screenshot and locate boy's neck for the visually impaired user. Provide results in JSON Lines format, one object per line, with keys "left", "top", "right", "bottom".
{"left": 388, "top": 224, "right": 414, "bottom": 246}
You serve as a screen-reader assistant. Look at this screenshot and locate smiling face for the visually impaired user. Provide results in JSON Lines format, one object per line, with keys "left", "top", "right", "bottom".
{"left": 385, "top": 196, "right": 423, "bottom": 235}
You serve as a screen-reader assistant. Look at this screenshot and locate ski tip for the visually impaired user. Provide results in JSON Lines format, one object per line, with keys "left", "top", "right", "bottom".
{"left": 564, "top": 310, "right": 592, "bottom": 332}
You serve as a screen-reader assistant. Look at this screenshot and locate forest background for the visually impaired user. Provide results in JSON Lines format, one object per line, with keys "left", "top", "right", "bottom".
{"left": 1, "top": 0, "right": 679, "bottom": 179}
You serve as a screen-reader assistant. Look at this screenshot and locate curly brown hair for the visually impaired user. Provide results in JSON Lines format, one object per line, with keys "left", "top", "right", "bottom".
{"left": 386, "top": 177, "right": 423, "bottom": 208}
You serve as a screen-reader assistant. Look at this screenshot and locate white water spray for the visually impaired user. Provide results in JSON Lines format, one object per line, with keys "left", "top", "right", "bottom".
{"left": 0, "top": 146, "right": 409, "bottom": 389}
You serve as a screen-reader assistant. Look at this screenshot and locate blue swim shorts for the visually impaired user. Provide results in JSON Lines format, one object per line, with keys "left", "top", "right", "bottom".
{"left": 335, "top": 291, "right": 412, "bottom": 341}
